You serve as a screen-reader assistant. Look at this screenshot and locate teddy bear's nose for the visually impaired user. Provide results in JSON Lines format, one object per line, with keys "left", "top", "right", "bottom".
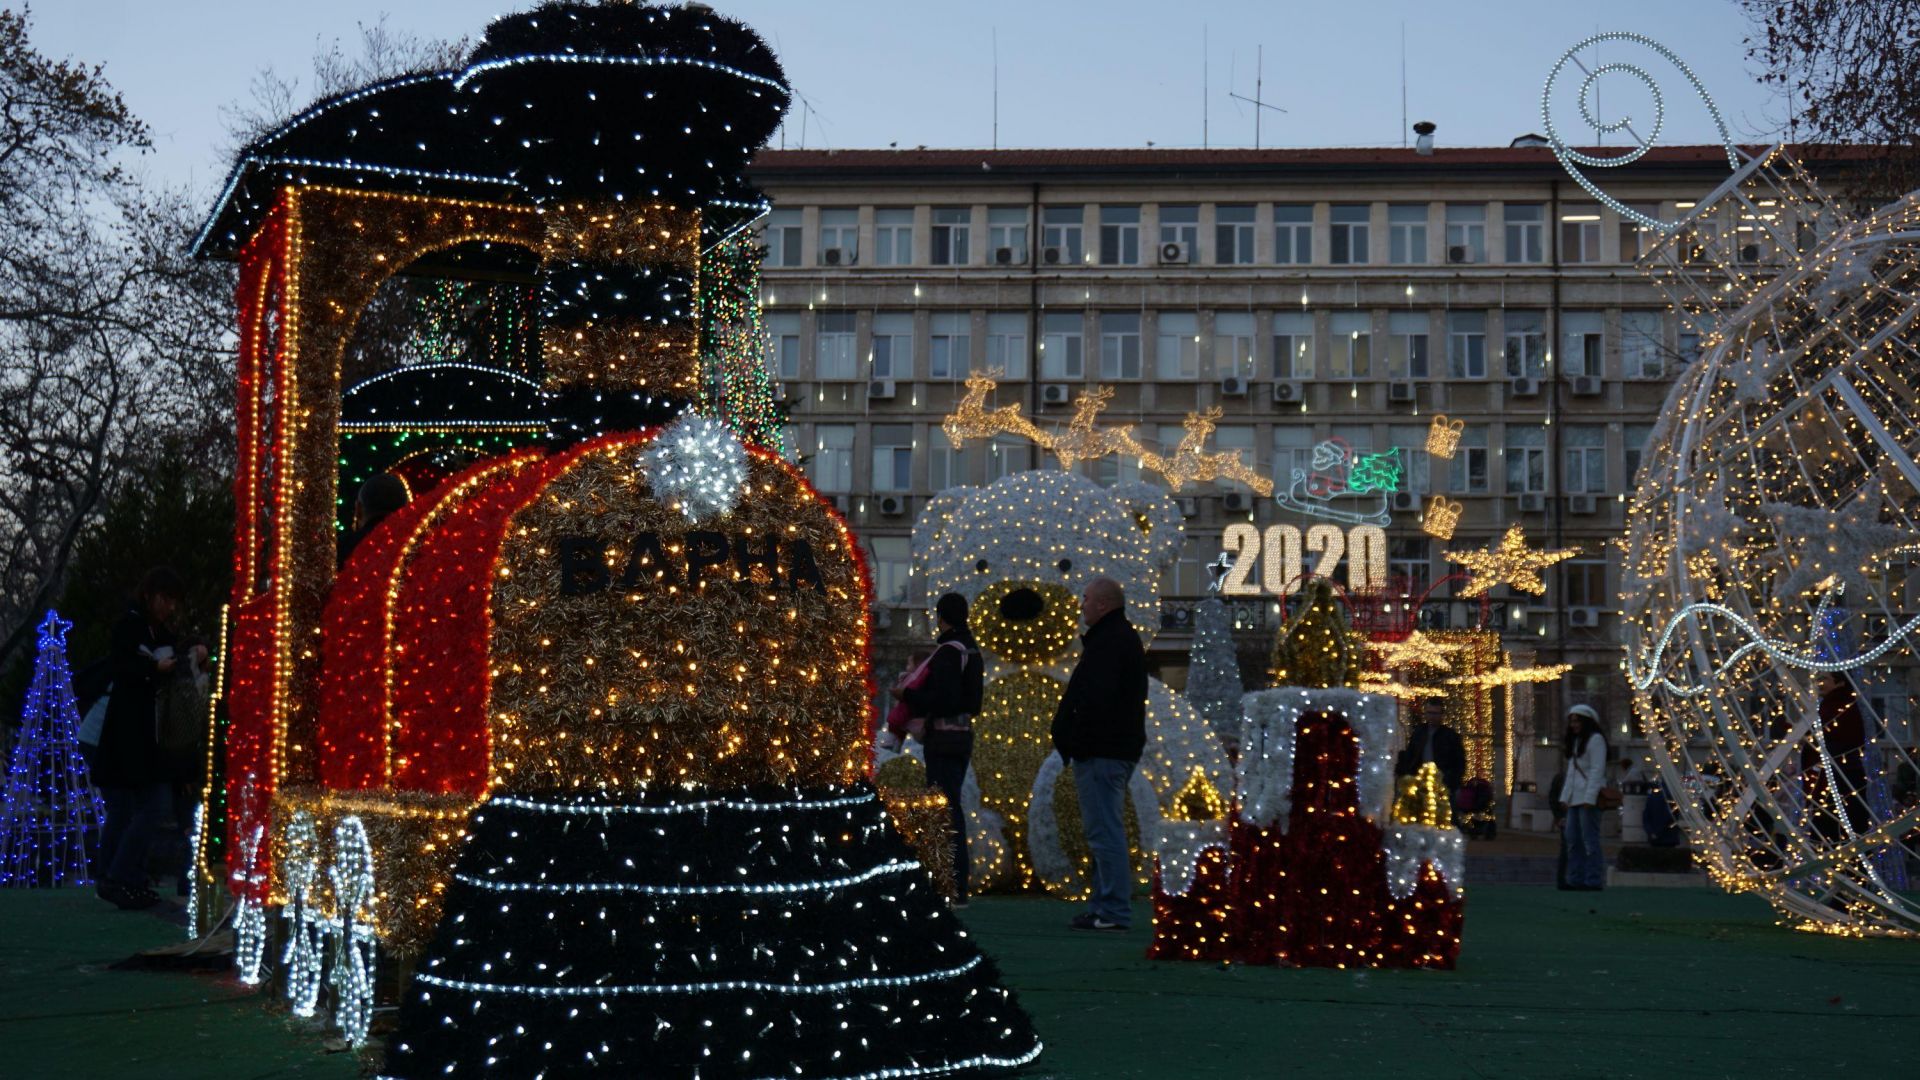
{"left": 998, "top": 586, "right": 1046, "bottom": 622}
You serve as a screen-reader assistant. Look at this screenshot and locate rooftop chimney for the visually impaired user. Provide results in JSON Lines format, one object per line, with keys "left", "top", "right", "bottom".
{"left": 1414, "top": 121, "right": 1436, "bottom": 156}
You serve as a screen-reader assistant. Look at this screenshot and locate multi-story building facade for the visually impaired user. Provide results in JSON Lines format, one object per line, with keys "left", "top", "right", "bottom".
{"left": 746, "top": 143, "right": 1860, "bottom": 788}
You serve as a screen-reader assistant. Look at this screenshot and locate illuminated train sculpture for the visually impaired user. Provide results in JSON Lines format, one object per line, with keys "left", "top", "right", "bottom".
{"left": 194, "top": 4, "right": 1041, "bottom": 1074}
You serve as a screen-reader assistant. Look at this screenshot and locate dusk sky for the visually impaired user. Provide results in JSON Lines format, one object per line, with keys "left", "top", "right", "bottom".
{"left": 34, "top": 1, "right": 1787, "bottom": 198}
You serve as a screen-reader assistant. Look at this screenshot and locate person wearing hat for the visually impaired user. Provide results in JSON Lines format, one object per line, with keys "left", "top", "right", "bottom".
{"left": 1560, "top": 703, "right": 1610, "bottom": 891}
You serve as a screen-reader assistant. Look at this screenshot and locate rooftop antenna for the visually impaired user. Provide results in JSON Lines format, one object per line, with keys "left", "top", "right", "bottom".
{"left": 1228, "top": 44, "right": 1286, "bottom": 149}
{"left": 1400, "top": 22, "right": 1408, "bottom": 148}
{"left": 992, "top": 28, "right": 1000, "bottom": 150}
{"left": 1203, "top": 25, "right": 1209, "bottom": 150}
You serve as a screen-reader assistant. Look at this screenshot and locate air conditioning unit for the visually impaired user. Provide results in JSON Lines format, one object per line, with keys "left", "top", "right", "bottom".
{"left": 1220, "top": 375, "right": 1249, "bottom": 397}
{"left": 1739, "top": 243, "right": 1761, "bottom": 263}
{"left": 1516, "top": 492, "right": 1548, "bottom": 513}
{"left": 1158, "top": 241, "right": 1191, "bottom": 265}
{"left": 1177, "top": 497, "right": 1200, "bottom": 518}
{"left": 1509, "top": 376, "right": 1541, "bottom": 397}
{"left": 1388, "top": 380, "right": 1417, "bottom": 403}
{"left": 1567, "top": 493, "right": 1598, "bottom": 515}
{"left": 867, "top": 379, "right": 897, "bottom": 400}
{"left": 1391, "top": 491, "right": 1421, "bottom": 513}
{"left": 994, "top": 246, "right": 1020, "bottom": 265}
{"left": 1447, "top": 244, "right": 1472, "bottom": 264}
{"left": 1568, "top": 606, "right": 1602, "bottom": 629}
{"left": 821, "top": 246, "right": 854, "bottom": 266}
{"left": 1571, "top": 375, "right": 1603, "bottom": 397}
{"left": 878, "top": 494, "right": 907, "bottom": 516}
{"left": 1040, "top": 383, "right": 1072, "bottom": 406}
{"left": 1222, "top": 491, "right": 1253, "bottom": 514}
{"left": 1161, "top": 606, "right": 1195, "bottom": 631}
{"left": 1271, "top": 380, "right": 1304, "bottom": 403}
{"left": 1041, "top": 245, "right": 1067, "bottom": 265}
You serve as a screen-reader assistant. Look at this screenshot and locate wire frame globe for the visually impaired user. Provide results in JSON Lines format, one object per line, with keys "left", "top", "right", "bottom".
{"left": 1621, "top": 146, "right": 1920, "bottom": 937}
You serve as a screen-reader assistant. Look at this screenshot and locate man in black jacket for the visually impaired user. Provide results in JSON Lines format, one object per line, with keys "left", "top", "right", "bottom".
{"left": 1051, "top": 577, "right": 1148, "bottom": 931}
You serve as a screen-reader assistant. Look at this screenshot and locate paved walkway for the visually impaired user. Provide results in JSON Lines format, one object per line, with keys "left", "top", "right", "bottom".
{"left": 4, "top": 885, "right": 1916, "bottom": 1078}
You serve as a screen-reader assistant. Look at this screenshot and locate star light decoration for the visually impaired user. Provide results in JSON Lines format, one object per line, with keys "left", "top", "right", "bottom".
{"left": 637, "top": 413, "right": 749, "bottom": 521}
{"left": 1443, "top": 525, "right": 1579, "bottom": 598}
{"left": 944, "top": 372, "right": 1274, "bottom": 495}
{"left": 1762, "top": 480, "right": 1919, "bottom": 602}
{"left": 1358, "top": 631, "right": 1459, "bottom": 701}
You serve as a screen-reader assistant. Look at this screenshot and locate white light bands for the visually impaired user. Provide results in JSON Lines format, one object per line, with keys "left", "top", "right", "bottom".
{"left": 637, "top": 413, "right": 750, "bottom": 521}
{"left": 452, "top": 858, "right": 918, "bottom": 896}
{"left": 1383, "top": 825, "right": 1465, "bottom": 900}
{"left": 1541, "top": 32, "right": 1737, "bottom": 234}
{"left": 415, "top": 954, "right": 985, "bottom": 998}
{"left": 487, "top": 788, "right": 876, "bottom": 816}
{"left": 452, "top": 53, "right": 791, "bottom": 95}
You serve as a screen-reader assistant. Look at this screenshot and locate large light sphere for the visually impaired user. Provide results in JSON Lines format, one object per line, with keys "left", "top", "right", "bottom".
{"left": 1620, "top": 149, "right": 1920, "bottom": 937}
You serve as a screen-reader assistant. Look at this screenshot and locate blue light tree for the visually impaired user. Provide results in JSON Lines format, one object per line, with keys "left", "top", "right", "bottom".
{"left": 0, "top": 611, "right": 105, "bottom": 886}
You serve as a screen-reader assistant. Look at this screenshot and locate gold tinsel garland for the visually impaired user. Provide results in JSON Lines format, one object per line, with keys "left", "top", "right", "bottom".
{"left": 878, "top": 787, "right": 956, "bottom": 900}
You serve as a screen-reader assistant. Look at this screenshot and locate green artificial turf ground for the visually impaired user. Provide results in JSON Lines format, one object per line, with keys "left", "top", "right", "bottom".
{"left": 3, "top": 886, "right": 1916, "bottom": 1079}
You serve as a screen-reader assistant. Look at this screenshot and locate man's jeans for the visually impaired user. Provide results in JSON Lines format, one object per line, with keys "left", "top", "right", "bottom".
{"left": 99, "top": 782, "right": 170, "bottom": 889}
{"left": 1071, "top": 756, "right": 1135, "bottom": 925}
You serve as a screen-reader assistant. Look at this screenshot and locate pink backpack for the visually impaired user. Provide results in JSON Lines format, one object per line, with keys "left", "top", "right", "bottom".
{"left": 885, "top": 640, "right": 964, "bottom": 739}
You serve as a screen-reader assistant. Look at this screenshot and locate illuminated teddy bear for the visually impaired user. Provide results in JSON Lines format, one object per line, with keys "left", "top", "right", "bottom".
{"left": 905, "top": 469, "right": 1230, "bottom": 895}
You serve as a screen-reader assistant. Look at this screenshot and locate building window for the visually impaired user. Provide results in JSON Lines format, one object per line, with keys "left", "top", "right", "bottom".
{"left": 989, "top": 435, "right": 1031, "bottom": 480}
{"left": 1621, "top": 310, "right": 1665, "bottom": 378}
{"left": 872, "top": 424, "right": 913, "bottom": 492}
{"left": 1445, "top": 204, "right": 1486, "bottom": 264}
{"left": 869, "top": 536, "right": 911, "bottom": 606}
{"left": 1564, "top": 425, "right": 1606, "bottom": 494}
{"left": 1212, "top": 425, "right": 1255, "bottom": 491}
{"left": 1503, "top": 310, "right": 1547, "bottom": 378}
{"left": 1505, "top": 425, "right": 1548, "bottom": 494}
{"left": 1156, "top": 311, "right": 1200, "bottom": 379}
{"left": 988, "top": 206, "right": 1028, "bottom": 263}
{"left": 1330, "top": 204, "right": 1370, "bottom": 265}
{"left": 930, "top": 427, "right": 969, "bottom": 491}
{"left": 1623, "top": 422, "right": 1654, "bottom": 482}
{"left": 1560, "top": 205, "right": 1602, "bottom": 263}
{"left": 1389, "top": 204, "right": 1428, "bottom": 264}
{"left": 870, "top": 311, "right": 912, "bottom": 379}
{"left": 764, "top": 208, "right": 802, "bottom": 267}
{"left": 766, "top": 311, "right": 800, "bottom": 378}
{"left": 818, "top": 208, "right": 858, "bottom": 264}
{"left": 1099, "top": 312, "right": 1142, "bottom": 379}
{"left": 1042, "top": 205, "right": 1084, "bottom": 264}
{"left": 1446, "top": 310, "right": 1486, "bottom": 378}
{"left": 1388, "top": 310, "right": 1430, "bottom": 379}
{"left": 812, "top": 424, "right": 854, "bottom": 492}
{"left": 1562, "top": 558, "right": 1608, "bottom": 608}
{"left": 1619, "top": 203, "right": 1658, "bottom": 262}
{"left": 1099, "top": 205, "right": 1140, "bottom": 265}
{"left": 1274, "top": 426, "right": 1314, "bottom": 489}
{"left": 816, "top": 311, "right": 857, "bottom": 379}
{"left": 1274, "top": 204, "right": 1313, "bottom": 264}
{"left": 1328, "top": 311, "right": 1371, "bottom": 378}
{"left": 1214, "top": 311, "right": 1256, "bottom": 379}
{"left": 1160, "top": 204, "right": 1198, "bottom": 251}
{"left": 929, "top": 312, "right": 970, "bottom": 379}
{"left": 874, "top": 208, "right": 913, "bottom": 265}
{"left": 1273, "top": 311, "right": 1314, "bottom": 378}
{"left": 1678, "top": 330, "right": 1702, "bottom": 366}
{"left": 1093, "top": 452, "right": 1141, "bottom": 488}
{"left": 1216, "top": 204, "right": 1256, "bottom": 264}
{"left": 931, "top": 207, "right": 971, "bottom": 266}
{"left": 1385, "top": 426, "right": 1430, "bottom": 494}
{"left": 1562, "top": 311, "right": 1604, "bottom": 377}
{"left": 1041, "top": 311, "right": 1084, "bottom": 379}
{"left": 1504, "top": 203, "right": 1545, "bottom": 263}
{"left": 986, "top": 312, "right": 1029, "bottom": 378}
{"left": 1389, "top": 537, "right": 1431, "bottom": 595}
{"left": 1449, "top": 428, "right": 1489, "bottom": 493}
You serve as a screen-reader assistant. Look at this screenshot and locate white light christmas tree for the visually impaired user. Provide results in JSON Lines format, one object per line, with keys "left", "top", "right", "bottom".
{"left": 0, "top": 611, "right": 105, "bottom": 887}
{"left": 1186, "top": 554, "right": 1246, "bottom": 742}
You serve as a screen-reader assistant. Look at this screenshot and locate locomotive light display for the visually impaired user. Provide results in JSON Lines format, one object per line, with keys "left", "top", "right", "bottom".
{"left": 192, "top": 3, "right": 1041, "bottom": 1073}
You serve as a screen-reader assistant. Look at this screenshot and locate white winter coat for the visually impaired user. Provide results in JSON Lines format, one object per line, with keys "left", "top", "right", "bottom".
{"left": 1562, "top": 733, "right": 1609, "bottom": 808}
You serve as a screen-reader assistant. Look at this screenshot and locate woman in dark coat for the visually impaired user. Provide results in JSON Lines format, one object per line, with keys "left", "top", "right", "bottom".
{"left": 93, "top": 567, "right": 199, "bottom": 909}
{"left": 891, "top": 592, "right": 983, "bottom": 907}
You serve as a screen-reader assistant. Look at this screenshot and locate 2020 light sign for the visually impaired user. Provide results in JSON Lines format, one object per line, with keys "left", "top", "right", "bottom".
{"left": 1218, "top": 522, "right": 1389, "bottom": 596}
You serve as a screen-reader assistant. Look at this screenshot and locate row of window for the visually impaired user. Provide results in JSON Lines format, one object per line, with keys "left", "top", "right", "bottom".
{"left": 861, "top": 532, "right": 1615, "bottom": 609}
{"left": 768, "top": 308, "right": 1692, "bottom": 382}
{"left": 805, "top": 422, "right": 1655, "bottom": 499}
{"left": 764, "top": 201, "right": 1664, "bottom": 269}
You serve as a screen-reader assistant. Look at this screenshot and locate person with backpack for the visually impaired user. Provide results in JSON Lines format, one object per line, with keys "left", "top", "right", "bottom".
{"left": 1561, "top": 703, "right": 1610, "bottom": 892}
{"left": 92, "top": 567, "right": 204, "bottom": 910}
{"left": 889, "top": 592, "right": 983, "bottom": 908}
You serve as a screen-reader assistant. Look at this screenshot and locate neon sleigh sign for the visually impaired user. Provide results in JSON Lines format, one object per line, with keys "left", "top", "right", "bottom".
{"left": 1275, "top": 437, "right": 1405, "bottom": 526}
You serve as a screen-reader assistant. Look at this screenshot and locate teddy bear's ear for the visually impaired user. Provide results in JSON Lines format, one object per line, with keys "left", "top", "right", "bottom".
{"left": 912, "top": 486, "right": 976, "bottom": 562}
{"left": 1107, "top": 482, "right": 1184, "bottom": 570}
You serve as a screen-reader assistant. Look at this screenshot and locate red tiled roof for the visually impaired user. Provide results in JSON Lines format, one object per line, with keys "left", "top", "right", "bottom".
{"left": 748, "top": 144, "right": 1878, "bottom": 174}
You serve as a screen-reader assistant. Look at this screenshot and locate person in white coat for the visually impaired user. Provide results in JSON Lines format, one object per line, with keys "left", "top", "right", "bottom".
{"left": 1560, "top": 704, "right": 1610, "bottom": 891}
